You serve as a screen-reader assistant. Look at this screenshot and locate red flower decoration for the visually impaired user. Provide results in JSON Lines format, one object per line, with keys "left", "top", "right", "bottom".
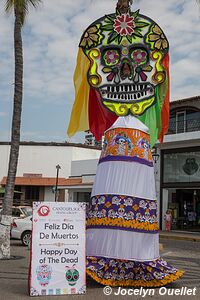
{"left": 114, "top": 14, "right": 135, "bottom": 36}
{"left": 132, "top": 49, "right": 147, "bottom": 65}
{"left": 104, "top": 50, "right": 120, "bottom": 65}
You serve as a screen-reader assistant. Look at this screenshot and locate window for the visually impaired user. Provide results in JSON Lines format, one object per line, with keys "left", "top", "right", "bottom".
{"left": 176, "top": 111, "right": 186, "bottom": 133}
{"left": 168, "top": 108, "right": 200, "bottom": 134}
{"left": 25, "top": 186, "right": 39, "bottom": 201}
{"left": 12, "top": 208, "right": 21, "bottom": 217}
{"left": 163, "top": 150, "right": 200, "bottom": 183}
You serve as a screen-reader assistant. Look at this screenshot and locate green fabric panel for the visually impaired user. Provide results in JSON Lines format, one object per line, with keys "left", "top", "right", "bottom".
{"left": 138, "top": 88, "right": 161, "bottom": 148}
{"left": 138, "top": 76, "right": 168, "bottom": 148}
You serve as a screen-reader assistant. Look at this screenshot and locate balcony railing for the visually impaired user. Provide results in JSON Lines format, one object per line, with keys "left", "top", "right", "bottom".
{"left": 167, "top": 119, "right": 200, "bottom": 135}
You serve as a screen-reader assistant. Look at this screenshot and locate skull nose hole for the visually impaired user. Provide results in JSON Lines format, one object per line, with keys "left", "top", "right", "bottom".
{"left": 120, "top": 62, "right": 132, "bottom": 79}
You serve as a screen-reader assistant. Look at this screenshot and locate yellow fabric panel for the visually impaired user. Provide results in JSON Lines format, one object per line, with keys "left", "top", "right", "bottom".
{"left": 67, "top": 48, "right": 90, "bottom": 137}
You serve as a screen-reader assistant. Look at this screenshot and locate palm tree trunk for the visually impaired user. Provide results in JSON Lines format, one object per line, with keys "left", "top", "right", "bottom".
{"left": 0, "top": 8, "right": 23, "bottom": 259}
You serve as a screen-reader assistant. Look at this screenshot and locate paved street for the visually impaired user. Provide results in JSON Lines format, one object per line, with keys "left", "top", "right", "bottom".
{"left": 160, "top": 239, "right": 200, "bottom": 289}
{"left": 0, "top": 239, "right": 199, "bottom": 300}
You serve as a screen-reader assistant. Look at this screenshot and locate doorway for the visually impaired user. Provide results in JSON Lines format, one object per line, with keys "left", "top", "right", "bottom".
{"left": 163, "top": 188, "right": 200, "bottom": 231}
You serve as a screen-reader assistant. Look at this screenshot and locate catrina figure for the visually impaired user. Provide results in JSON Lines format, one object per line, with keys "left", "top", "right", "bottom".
{"left": 68, "top": 0, "right": 184, "bottom": 286}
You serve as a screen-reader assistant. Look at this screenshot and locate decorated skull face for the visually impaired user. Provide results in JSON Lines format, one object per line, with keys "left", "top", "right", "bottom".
{"left": 117, "top": 137, "right": 126, "bottom": 145}
{"left": 112, "top": 196, "right": 121, "bottom": 205}
{"left": 79, "top": 3, "right": 169, "bottom": 117}
{"left": 91, "top": 197, "right": 97, "bottom": 205}
{"left": 149, "top": 201, "right": 157, "bottom": 210}
{"left": 139, "top": 199, "right": 147, "bottom": 209}
{"left": 124, "top": 197, "right": 133, "bottom": 206}
{"left": 97, "top": 208, "right": 107, "bottom": 218}
{"left": 150, "top": 215, "right": 158, "bottom": 223}
{"left": 36, "top": 265, "right": 52, "bottom": 286}
{"left": 118, "top": 207, "right": 125, "bottom": 217}
{"left": 154, "top": 271, "right": 165, "bottom": 280}
{"left": 136, "top": 212, "right": 144, "bottom": 222}
{"left": 137, "top": 138, "right": 150, "bottom": 150}
{"left": 97, "top": 195, "right": 106, "bottom": 205}
{"left": 108, "top": 209, "right": 117, "bottom": 218}
{"left": 125, "top": 211, "right": 134, "bottom": 220}
{"left": 65, "top": 267, "right": 79, "bottom": 286}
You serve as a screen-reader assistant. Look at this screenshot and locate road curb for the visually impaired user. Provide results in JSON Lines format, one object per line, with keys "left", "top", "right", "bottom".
{"left": 159, "top": 234, "right": 200, "bottom": 242}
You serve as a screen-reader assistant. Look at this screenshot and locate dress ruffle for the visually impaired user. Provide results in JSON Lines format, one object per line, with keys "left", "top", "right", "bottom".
{"left": 86, "top": 256, "right": 184, "bottom": 287}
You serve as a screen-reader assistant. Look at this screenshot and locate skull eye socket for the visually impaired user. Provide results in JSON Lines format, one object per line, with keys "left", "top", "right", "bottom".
{"left": 66, "top": 273, "right": 72, "bottom": 280}
{"left": 73, "top": 271, "right": 79, "bottom": 280}
{"left": 130, "top": 49, "right": 148, "bottom": 66}
{"left": 102, "top": 49, "right": 120, "bottom": 66}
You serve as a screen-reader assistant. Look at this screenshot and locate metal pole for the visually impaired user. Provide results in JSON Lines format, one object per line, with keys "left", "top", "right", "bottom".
{"left": 55, "top": 165, "right": 61, "bottom": 202}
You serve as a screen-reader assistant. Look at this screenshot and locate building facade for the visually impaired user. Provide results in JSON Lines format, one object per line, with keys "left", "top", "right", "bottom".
{"left": 158, "top": 96, "right": 200, "bottom": 231}
{"left": 0, "top": 142, "right": 100, "bottom": 206}
{"left": 84, "top": 130, "right": 103, "bottom": 147}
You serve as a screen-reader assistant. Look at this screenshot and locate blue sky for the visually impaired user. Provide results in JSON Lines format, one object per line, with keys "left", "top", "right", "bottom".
{"left": 0, "top": 0, "right": 200, "bottom": 143}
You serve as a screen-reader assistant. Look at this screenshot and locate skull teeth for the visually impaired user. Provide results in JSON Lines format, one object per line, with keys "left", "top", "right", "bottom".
{"left": 102, "top": 84, "right": 150, "bottom": 94}
{"left": 101, "top": 84, "right": 153, "bottom": 102}
{"left": 107, "top": 93, "right": 144, "bottom": 100}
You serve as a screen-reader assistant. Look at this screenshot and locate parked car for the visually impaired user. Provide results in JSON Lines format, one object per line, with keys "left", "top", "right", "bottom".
{"left": 11, "top": 216, "right": 32, "bottom": 246}
{"left": 0, "top": 205, "right": 32, "bottom": 222}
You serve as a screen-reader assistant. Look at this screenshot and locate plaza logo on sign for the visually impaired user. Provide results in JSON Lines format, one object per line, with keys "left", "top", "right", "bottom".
{"left": 38, "top": 205, "right": 50, "bottom": 217}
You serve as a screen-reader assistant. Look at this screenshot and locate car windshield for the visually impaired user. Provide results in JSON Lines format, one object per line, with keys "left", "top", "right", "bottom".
{"left": 21, "top": 207, "right": 32, "bottom": 216}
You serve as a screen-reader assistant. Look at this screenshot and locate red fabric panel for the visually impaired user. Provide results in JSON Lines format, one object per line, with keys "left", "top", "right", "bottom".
{"left": 159, "top": 53, "right": 170, "bottom": 143}
{"left": 89, "top": 88, "right": 118, "bottom": 141}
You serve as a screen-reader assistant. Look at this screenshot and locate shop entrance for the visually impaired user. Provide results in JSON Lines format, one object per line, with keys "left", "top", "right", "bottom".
{"left": 163, "top": 188, "right": 200, "bottom": 231}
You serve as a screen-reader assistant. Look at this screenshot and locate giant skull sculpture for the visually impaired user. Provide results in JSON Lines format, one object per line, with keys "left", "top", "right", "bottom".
{"left": 79, "top": 6, "right": 169, "bottom": 116}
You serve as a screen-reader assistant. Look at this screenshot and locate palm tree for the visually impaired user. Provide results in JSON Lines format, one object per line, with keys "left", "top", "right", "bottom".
{"left": 0, "top": 0, "right": 42, "bottom": 259}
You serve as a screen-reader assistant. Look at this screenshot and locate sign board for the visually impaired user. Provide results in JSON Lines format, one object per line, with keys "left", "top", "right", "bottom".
{"left": 29, "top": 202, "right": 86, "bottom": 296}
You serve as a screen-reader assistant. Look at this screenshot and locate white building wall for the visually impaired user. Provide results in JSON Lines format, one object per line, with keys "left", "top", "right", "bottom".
{"left": 71, "top": 147, "right": 100, "bottom": 161}
{"left": 44, "top": 187, "right": 55, "bottom": 202}
{"left": 17, "top": 146, "right": 73, "bottom": 178}
{"left": 164, "top": 131, "right": 200, "bottom": 146}
{"left": 0, "top": 145, "right": 11, "bottom": 180}
{"left": 71, "top": 159, "right": 99, "bottom": 177}
{"left": 0, "top": 144, "right": 101, "bottom": 180}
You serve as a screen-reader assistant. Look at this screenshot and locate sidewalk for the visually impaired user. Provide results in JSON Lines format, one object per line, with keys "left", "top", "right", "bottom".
{"left": 159, "top": 230, "right": 200, "bottom": 242}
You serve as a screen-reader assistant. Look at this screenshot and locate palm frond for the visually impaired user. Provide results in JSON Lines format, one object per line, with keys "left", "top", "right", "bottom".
{"left": 5, "top": 0, "right": 42, "bottom": 24}
{"left": 28, "top": 0, "right": 42, "bottom": 9}
{"left": 5, "top": 0, "right": 15, "bottom": 12}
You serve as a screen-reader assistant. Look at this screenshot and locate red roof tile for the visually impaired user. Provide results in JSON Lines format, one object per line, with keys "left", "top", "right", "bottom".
{"left": 0, "top": 177, "right": 82, "bottom": 187}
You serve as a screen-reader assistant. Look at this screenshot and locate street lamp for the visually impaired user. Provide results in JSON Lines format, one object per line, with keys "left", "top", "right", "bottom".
{"left": 152, "top": 147, "right": 159, "bottom": 164}
{"left": 55, "top": 164, "right": 61, "bottom": 202}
